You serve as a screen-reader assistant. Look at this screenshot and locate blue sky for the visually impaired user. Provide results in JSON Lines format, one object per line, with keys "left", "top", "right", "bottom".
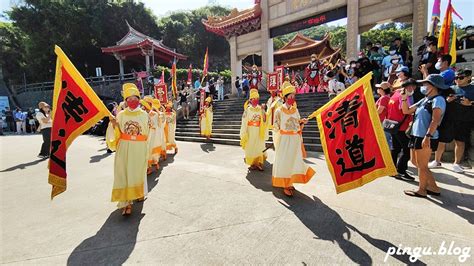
{"left": 1, "top": 0, "right": 472, "bottom": 27}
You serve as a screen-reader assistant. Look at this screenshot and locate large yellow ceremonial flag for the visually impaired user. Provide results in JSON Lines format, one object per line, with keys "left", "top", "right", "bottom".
{"left": 48, "top": 45, "right": 112, "bottom": 199}
{"left": 309, "top": 72, "right": 396, "bottom": 193}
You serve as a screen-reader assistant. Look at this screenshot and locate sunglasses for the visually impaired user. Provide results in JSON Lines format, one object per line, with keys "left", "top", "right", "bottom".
{"left": 455, "top": 76, "right": 466, "bottom": 80}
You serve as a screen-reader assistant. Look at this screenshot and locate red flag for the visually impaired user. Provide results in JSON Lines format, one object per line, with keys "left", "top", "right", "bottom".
{"left": 154, "top": 83, "right": 168, "bottom": 105}
{"left": 160, "top": 69, "right": 165, "bottom": 84}
{"left": 309, "top": 72, "right": 396, "bottom": 193}
{"left": 201, "top": 47, "right": 209, "bottom": 83}
{"left": 49, "top": 46, "right": 112, "bottom": 199}
{"left": 437, "top": 0, "right": 462, "bottom": 65}
{"left": 274, "top": 66, "right": 285, "bottom": 87}
{"left": 187, "top": 64, "right": 193, "bottom": 85}
{"left": 171, "top": 58, "right": 177, "bottom": 100}
{"left": 267, "top": 72, "right": 279, "bottom": 91}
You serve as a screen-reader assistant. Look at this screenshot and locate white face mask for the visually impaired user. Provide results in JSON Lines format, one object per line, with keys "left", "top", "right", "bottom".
{"left": 392, "top": 60, "right": 399, "bottom": 64}
{"left": 389, "top": 51, "right": 396, "bottom": 55}
{"left": 435, "top": 61, "right": 442, "bottom": 70}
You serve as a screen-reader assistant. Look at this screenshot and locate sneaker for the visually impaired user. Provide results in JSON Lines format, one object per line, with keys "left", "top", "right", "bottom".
{"left": 428, "top": 161, "right": 442, "bottom": 169}
{"left": 452, "top": 164, "right": 464, "bottom": 173}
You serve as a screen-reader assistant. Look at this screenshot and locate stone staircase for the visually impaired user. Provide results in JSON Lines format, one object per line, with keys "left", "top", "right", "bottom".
{"left": 176, "top": 92, "right": 330, "bottom": 152}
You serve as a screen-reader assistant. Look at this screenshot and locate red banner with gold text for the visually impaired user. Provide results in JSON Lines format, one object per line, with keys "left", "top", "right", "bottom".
{"left": 48, "top": 45, "right": 111, "bottom": 199}
{"left": 309, "top": 72, "right": 396, "bottom": 193}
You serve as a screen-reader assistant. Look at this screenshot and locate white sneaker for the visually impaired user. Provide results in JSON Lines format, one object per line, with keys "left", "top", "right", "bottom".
{"left": 428, "top": 161, "right": 442, "bottom": 169}
{"left": 452, "top": 164, "right": 464, "bottom": 173}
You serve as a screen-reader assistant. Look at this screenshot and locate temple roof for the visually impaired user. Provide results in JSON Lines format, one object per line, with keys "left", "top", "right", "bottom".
{"left": 101, "top": 22, "right": 187, "bottom": 60}
{"left": 202, "top": 4, "right": 262, "bottom": 38}
{"left": 274, "top": 33, "right": 341, "bottom": 67}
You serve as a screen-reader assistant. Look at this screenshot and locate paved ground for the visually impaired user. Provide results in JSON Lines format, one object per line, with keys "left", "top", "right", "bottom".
{"left": 1, "top": 134, "right": 473, "bottom": 265}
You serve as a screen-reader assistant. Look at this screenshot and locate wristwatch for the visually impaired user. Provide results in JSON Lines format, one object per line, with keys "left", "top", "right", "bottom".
{"left": 425, "top": 133, "right": 433, "bottom": 138}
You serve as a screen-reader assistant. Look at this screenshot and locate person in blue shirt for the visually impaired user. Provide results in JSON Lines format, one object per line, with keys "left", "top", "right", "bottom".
{"left": 421, "top": 54, "right": 455, "bottom": 86}
{"left": 400, "top": 74, "right": 448, "bottom": 198}
{"left": 194, "top": 79, "right": 201, "bottom": 90}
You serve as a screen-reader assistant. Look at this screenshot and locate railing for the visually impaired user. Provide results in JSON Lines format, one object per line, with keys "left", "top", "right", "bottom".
{"left": 13, "top": 73, "right": 137, "bottom": 95}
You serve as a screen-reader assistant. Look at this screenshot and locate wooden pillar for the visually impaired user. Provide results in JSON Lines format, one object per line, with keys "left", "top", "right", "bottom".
{"left": 346, "top": 1, "right": 359, "bottom": 60}
{"left": 145, "top": 55, "right": 151, "bottom": 74}
{"left": 114, "top": 53, "right": 125, "bottom": 78}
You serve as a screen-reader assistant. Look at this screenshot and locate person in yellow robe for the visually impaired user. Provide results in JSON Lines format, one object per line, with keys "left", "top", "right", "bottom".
{"left": 111, "top": 83, "right": 149, "bottom": 215}
{"left": 272, "top": 81, "right": 315, "bottom": 197}
{"left": 164, "top": 101, "right": 178, "bottom": 154}
{"left": 152, "top": 99, "right": 167, "bottom": 161}
{"left": 141, "top": 96, "right": 160, "bottom": 174}
{"left": 200, "top": 97, "right": 213, "bottom": 139}
{"left": 240, "top": 90, "right": 267, "bottom": 171}
{"left": 265, "top": 89, "right": 283, "bottom": 143}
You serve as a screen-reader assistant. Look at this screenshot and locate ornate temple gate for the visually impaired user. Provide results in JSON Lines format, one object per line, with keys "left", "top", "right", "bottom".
{"left": 203, "top": 0, "right": 427, "bottom": 95}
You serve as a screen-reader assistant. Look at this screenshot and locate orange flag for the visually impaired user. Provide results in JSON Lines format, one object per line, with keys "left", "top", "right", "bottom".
{"left": 48, "top": 45, "right": 112, "bottom": 199}
{"left": 171, "top": 58, "right": 177, "bottom": 100}
{"left": 309, "top": 72, "right": 396, "bottom": 193}
{"left": 201, "top": 47, "right": 209, "bottom": 83}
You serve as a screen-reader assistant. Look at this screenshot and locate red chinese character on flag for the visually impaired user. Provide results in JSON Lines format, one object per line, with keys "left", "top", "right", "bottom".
{"left": 308, "top": 73, "right": 396, "bottom": 193}
{"left": 267, "top": 72, "right": 279, "bottom": 92}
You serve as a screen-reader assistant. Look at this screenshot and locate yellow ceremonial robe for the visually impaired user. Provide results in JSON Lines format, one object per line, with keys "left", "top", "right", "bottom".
{"left": 112, "top": 107, "right": 149, "bottom": 208}
{"left": 164, "top": 111, "right": 177, "bottom": 150}
{"left": 240, "top": 105, "right": 266, "bottom": 166}
{"left": 266, "top": 96, "right": 283, "bottom": 144}
{"left": 147, "top": 110, "right": 163, "bottom": 166}
{"left": 272, "top": 105, "right": 315, "bottom": 188}
{"left": 200, "top": 106, "right": 213, "bottom": 138}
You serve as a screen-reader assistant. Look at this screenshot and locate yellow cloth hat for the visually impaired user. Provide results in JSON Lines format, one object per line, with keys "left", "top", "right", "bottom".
{"left": 140, "top": 99, "right": 152, "bottom": 110}
{"left": 281, "top": 81, "right": 296, "bottom": 97}
{"left": 122, "top": 83, "right": 140, "bottom": 100}
{"left": 152, "top": 99, "right": 161, "bottom": 110}
{"left": 205, "top": 96, "right": 212, "bottom": 103}
{"left": 249, "top": 89, "right": 259, "bottom": 99}
{"left": 165, "top": 101, "right": 173, "bottom": 108}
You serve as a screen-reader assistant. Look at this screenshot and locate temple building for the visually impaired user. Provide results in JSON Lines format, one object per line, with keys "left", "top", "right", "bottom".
{"left": 274, "top": 33, "right": 341, "bottom": 70}
{"left": 101, "top": 22, "right": 187, "bottom": 76}
{"left": 202, "top": 0, "right": 427, "bottom": 95}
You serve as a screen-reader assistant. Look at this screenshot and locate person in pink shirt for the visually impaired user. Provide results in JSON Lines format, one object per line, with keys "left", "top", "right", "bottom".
{"left": 376, "top": 82, "right": 392, "bottom": 148}
{"left": 386, "top": 78, "right": 416, "bottom": 181}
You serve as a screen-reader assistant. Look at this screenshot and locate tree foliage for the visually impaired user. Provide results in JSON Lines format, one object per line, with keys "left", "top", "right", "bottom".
{"left": 1, "top": 0, "right": 231, "bottom": 87}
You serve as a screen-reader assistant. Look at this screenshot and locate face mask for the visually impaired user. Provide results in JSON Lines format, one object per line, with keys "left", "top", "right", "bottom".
{"left": 420, "top": 86, "right": 429, "bottom": 95}
{"left": 389, "top": 51, "right": 396, "bottom": 55}
{"left": 392, "top": 60, "right": 399, "bottom": 64}
{"left": 323, "top": 76, "right": 329, "bottom": 82}
{"left": 376, "top": 44, "right": 382, "bottom": 48}
{"left": 435, "top": 61, "right": 442, "bottom": 70}
{"left": 126, "top": 98, "right": 140, "bottom": 110}
{"left": 286, "top": 98, "right": 295, "bottom": 106}
{"left": 351, "top": 64, "right": 356, "bottom": 68}
{"left": 407, "top": 90, "right": 414, "bottom": 96}
{"left": 250, "top": 99, "right": 259, "bottom": 107}
{"left": 311, "top": 57, "right": 316, "bottom": 62}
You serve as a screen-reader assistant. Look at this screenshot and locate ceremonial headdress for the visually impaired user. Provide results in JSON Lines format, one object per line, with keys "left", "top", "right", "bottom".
{"left": 122, "top": 83, "right": 140, "bottom": 100}
{"left": 152, "top": 98, "right": 161, "bottom": 110}
{"left": 249, "top": 89, "right": 259, "bottom": 99}
{"left": 205, "top": 96, "right": 212, "bottom": 103}
{"left": 281, "top": 81, "right": 296, "bottom": 97}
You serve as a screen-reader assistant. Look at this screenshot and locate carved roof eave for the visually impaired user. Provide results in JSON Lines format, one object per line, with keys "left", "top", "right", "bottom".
{"left": 202, "top": 4, "right": 262, "bottom": 37}
{"left": 274, "top": 33, "right": 336, "bottom": 56}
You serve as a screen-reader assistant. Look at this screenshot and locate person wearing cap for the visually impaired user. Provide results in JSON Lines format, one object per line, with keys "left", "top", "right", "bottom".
{"left": 265, "top": 88, "right": 283, "bottom": 142}
{"left": 110, "top": 83, "right": 149, "bottom": 215}
{"left": 382, "top": 46, "right": 404, "bottom": 80}
{"left": 36, "top": 101, "right": 52, "bottom": 158}
{"left": 141, "top": 96, "right": 160, "bottom": 175}
{"left": 200, "top": 96, "right": 213, "bottom": 139}
{"left": 391, "top": 66, "right": 411, "bottom": 90}
{"left": 401, "top": 74, "right": 447, "bottom": 198}
{"left": 152, "top": 98, "right": 167, "bottom": 161}
{"left": 386, "top": 78, "right": 416, "bottom": 181}
{"left": 240, "top": 89, "right": 267, "bottom": 171}
{"left": 164, "top": 101, "right": 178, "bottom": 155}
{"left": 272, "top": 81, "right": 315, "bottom": 197}
{"left": 375, "top": 82, "right": 392, "bottom": 149}
{"left": 429, "top": 69, "right": 474, "bottom": 173}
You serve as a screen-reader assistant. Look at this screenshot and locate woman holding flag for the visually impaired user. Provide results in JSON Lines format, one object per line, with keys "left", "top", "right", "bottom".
{"left": 272, "top": 82, "right": 315, "bottom": 196}
{"left": 111, "top": 83, "right": 149, "bottom": 215}
{"left": 200, "top": 97, "right": 213, "bottom": 139}
{"left": 240, "top": 89, "right": 267, "bottom": 171}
